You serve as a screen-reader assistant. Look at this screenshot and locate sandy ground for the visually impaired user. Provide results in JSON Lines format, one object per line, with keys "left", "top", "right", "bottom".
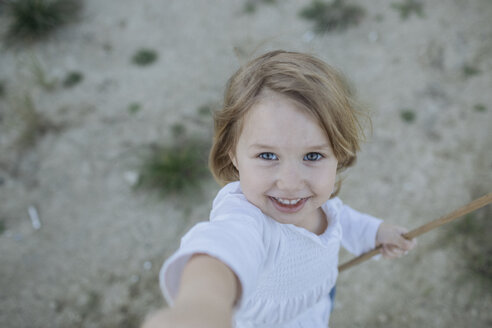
{"left": 0, "top": 0, "right": 491, "bottom": 327}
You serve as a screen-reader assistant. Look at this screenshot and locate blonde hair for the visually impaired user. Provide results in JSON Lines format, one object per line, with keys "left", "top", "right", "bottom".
{"left": 209, "top": 50, "right": 367, "bottom": 196}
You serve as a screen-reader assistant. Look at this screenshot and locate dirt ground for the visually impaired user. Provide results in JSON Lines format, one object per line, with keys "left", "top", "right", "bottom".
{"left": 0, "top": 0, "right": 491, "bottom": 327}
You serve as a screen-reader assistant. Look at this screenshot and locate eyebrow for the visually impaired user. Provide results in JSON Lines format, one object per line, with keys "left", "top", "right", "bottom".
{"left": 249, "top": 144, "right": 274, "bottom": 150}
{"left": 249, "top": 143, "right": 332, "bottom": 150}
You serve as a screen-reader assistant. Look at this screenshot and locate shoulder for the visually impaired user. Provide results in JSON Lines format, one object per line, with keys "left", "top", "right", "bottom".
{"left": 173, "top": 182, "right": 275, "bottom": 248}
{"left": 210, "top": 182, "right": 265, "bottom": 226}
{"left": 321, "top": 196, "right": 344, "bottom": 220}
{"left": 325, "top": 196, "right": 344, "bottom": 211}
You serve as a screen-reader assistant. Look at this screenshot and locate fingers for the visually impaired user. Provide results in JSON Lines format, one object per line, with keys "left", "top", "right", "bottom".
{"left": 381, "top": 244, "right": 405, "bottom": 259}
{"left": 380, "top": 239, "right": 416, "bottom": 259}
{"left": 396, "top": 234, "right": 417, "bottom": 251}
{"left": 141, "top": 308, "right": 173, "bottom": 328}
{"left": 387, "top": 225, "right": 417, "bottom": 251}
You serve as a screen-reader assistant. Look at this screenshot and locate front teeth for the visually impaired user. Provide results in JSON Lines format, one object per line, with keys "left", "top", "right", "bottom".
{"left": 275, "top": 197, "right": 302, "bottom": 205}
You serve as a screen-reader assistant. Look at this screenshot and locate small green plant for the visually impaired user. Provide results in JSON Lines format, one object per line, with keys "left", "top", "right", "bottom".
{"left": 137, "top": 136, "right": 210, "bottom": 195}
{"left": 16, "top": 93, "right": 45, "bottom": 148}
{"left": 244, "top": 2, "right": 256, "bottom": 13}
{"left": 5, "top": 0, "right": 81, "bottom": 41}
{"left": 391, "top": 0, "right": 424, "bottom": 20}
{"left": 171, "top": 123, "right": 186, "bottom": 139}
{"left": 62, "top": 71, "right": 83, "bottom": 88}
{"left": 197, "top": 104, "right": 211, "bottom": 117}
{"left": 299, "top": 0, "right": 365, "bottom": 33}
{"left": 128, "top": 102, "right": 141, "bottom": 114}
{"left": 462, "top": 64, "right": 481, "bottom": 78}
{"left": 28, "top": 55, "right": 57, "bottom": 90}
{"left": 132, "top": 49, "right": 158, "bottom": 66}
{"left": 473, "top": 104, "right": 487, "bottom": 112}
{"left": 400, "top": 109, "right": 416, "bottom": 123}
{"left": 12, "top": 93, "right": 60, "bottom": 150}
{"left": 244, "top": 0, "right": 276, "bottom": 14}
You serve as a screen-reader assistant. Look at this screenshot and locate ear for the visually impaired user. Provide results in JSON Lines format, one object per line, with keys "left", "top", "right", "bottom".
{"left": 229, "top": 151, "right": 238, "bottom": 170}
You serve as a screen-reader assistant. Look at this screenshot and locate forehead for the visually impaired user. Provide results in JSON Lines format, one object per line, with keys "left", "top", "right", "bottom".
{"left": 238, "top": 92, "right": 329, "bottom": 147}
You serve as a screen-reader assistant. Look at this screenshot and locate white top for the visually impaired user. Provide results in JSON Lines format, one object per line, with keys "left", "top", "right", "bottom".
{"left": 160, "top": 182, "right": 382, "bottom": 328}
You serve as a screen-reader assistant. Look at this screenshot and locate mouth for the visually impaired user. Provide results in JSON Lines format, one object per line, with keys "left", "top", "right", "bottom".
{"left": 269, "top": 196, "right": 308, "bottom": 213}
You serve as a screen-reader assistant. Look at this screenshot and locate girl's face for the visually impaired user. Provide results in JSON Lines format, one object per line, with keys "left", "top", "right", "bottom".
{"left": 230, "top": 92, "right": 338, "bottom": 234}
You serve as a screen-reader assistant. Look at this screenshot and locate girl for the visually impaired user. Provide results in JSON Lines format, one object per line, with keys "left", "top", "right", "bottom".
{"left": 143, "top": 50, "right": 416, "bottom": 328}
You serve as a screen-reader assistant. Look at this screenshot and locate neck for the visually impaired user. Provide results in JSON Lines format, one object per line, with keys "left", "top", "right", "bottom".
{"left": 309, "top": 208, "right": 328, "bottom": 235}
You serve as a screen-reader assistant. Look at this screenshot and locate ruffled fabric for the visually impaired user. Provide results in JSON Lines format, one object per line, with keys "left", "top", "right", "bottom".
{"left": 235, "top": 207, "right": 341, "bottom": 327}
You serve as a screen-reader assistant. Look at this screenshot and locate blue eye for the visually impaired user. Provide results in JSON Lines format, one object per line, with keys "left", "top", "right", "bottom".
{"left": 259, "top": 152, "right": 278, "bottom": 160}
{"left": 304, "top": 152, "right": 323, "bottom": 161}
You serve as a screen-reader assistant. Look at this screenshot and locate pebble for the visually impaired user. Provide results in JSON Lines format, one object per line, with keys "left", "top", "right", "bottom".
{"left": 143, "top": 261, "right": 152, "bottom": 271}
{"left": 302, "top": 31, "right": 315, "bottom": 43}
{"left": 369, "top": 31, "right": 379, "bottom": 42}
{"left": 124, "top": 171, "right": 139, "bottom": 186}
{"left": 130, "top": 275, "right": 140, "bottom": 284}
{"left": 49, "top": 301, "right": 62, "bottom": 312}
{"left": 28, "top": 206, "right": 41, "bottom": 230}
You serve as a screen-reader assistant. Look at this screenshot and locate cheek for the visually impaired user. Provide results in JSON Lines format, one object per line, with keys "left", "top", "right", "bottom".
{"left": 239, "top": 167, "right": 271, "bottom": 195}
{"left": 316, "top": 173, "right": 336, "bottom": 188}
{"left": 312, "top": 165, "right": 337, "bottom": 188}
{"left": 241, "top": 169, "right": 268, "bottom": 189}
{"left": 239, "top": 178, "right": 267, "bottom": 208}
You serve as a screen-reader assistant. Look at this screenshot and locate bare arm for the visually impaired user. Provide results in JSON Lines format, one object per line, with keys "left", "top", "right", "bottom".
{"left": 142, "top": 254, "right": 241, "bottom": 328}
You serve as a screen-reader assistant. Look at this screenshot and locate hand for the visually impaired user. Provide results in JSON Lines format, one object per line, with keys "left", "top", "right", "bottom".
{"left": 141, "top": 308, "right": 173, "bottom": 328}
{"left": 141, "top": 254, "right": 237, "bottom": 328}
{"left": 376, "top": 222, "right": 417, "bottom": 259}
{"left": 141, "top": 305, "right": 233, "bottom": 328}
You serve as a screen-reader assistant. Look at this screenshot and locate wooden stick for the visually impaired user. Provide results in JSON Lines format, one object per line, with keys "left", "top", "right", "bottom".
{"left": 338, "top": 192, "right": 492, "bottom": 273}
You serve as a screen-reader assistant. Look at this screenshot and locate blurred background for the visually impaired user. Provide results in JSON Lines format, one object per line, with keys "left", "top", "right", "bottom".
{"left": 0, "top": 0, "right": 491, "bottom": 327}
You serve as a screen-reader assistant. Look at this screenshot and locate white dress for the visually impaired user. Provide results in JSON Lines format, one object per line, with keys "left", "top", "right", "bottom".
{"left": 160, "top": 182, "right": 382, "bottom": 327}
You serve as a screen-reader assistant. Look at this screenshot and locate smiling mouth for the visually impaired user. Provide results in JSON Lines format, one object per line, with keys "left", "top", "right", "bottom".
{"left": 269, "top": 196, "right": 308, "bottom": 213}
{"left": 274, "top": 197, "right": 303, "bottom": 205}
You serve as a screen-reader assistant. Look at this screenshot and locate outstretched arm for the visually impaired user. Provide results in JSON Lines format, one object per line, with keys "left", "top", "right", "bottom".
{"left": 142, "top": 254, "right": 240, "bottom": 328}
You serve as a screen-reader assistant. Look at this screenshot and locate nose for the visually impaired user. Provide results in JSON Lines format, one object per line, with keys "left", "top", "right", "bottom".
{"left": 275, "top": 161, "right": 305, "bottom": 193}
